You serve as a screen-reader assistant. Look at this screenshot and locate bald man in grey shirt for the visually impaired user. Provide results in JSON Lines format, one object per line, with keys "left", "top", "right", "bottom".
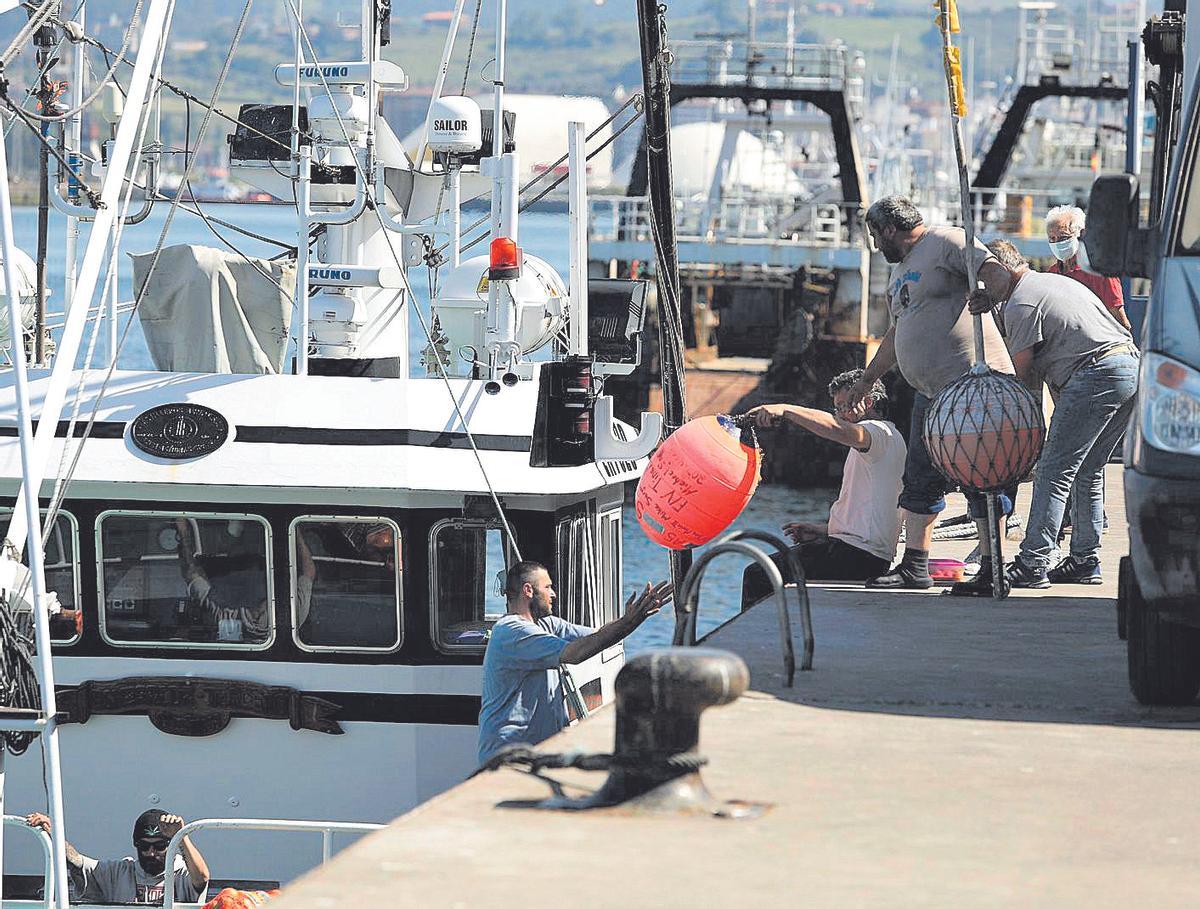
{"left": 975, "top": 239, "right": 1138, "bottom": 588}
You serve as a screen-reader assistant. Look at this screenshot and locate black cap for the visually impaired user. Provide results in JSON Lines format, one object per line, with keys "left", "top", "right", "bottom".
{"left": 133, "top": 809, "right": 169, "bottom": 844}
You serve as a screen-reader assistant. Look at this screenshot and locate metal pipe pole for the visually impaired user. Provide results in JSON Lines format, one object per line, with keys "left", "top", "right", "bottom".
{"left": 4, "top": 0, "right": 175, "bottom": 556}
{"left": 939, "top": 0, "right": 1005, "bottom": 599}
{"left": 567, "top": 121, "right": 588, "bottom": 357}
{"left": 64, "top": 2, "right": 86, "bottom": 315}
{"left": 636, "top": 0, "right": 692, "bottom": 634}
{"left": 0, "top": 130, "right": 70, "bottom": 909}
{"left": 1123, "top": 38, "right": 1144, "bottom": 302}
{"left": 489, "top": 0, "right": 508, "bottom": 240}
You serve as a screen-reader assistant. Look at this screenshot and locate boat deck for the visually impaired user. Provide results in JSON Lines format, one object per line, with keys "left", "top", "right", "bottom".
{"left": 268, "top": 464, "right": 1200, "bottom": 908}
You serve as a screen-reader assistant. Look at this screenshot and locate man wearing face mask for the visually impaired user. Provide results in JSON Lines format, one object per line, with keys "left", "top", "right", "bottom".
{"left": 1045, "top": 204, "right": 1133, "bottom": 332}
{"left": 26, "top": 809, "right": 209, "bottom": 904}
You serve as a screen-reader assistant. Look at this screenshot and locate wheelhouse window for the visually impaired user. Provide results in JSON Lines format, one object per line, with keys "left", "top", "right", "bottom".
{"left": 1, "top": 509, "right": 81, "bottom": 644}
{"left": 291, "top": 517, "right": 402, "bottom": 652}
{"left": 556, "top": 510, "right": 622, "bottom": 629}
{"left": 429, "top": 519, "right": 518, "bottom": 652}
{"left": 97, "top": 511, "right": 273, "bottom": 648}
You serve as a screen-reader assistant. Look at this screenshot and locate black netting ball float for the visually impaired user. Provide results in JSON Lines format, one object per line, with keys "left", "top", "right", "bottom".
{"left": 922, "top": 369, "right": 1046, "bottom": 491}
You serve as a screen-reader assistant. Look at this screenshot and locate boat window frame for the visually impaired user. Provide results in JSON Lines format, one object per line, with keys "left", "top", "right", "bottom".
{"left": 0, "top": 508, "right": 82, "bottom": 646}
{"left": 287, "top": 515, "right": 404, "bottom": 654}
{"left": 598, "top": 507, "right": 623, "bottom": 628}
{"left": 95, "top": 508, "right": 276, "bottom": 652}
{"left": 428, "top": 516, "right": 519, "bottom": 655}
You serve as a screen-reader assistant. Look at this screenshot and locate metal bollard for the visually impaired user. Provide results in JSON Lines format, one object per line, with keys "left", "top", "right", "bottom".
{"left": 586, "top": 647, "right": 761, "bottom": 816}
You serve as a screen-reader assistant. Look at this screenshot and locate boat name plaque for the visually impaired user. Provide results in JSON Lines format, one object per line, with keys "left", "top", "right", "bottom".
{"left": 131, "top": 404, "right": 230, "bottom": 459}
{"left": 57, "top": 677, "right": 344, "bottom": 737}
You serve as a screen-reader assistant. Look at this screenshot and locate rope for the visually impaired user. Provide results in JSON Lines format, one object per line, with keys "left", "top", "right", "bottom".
{"left": 0, "top": 587, "right": 41, "bottom": 755}
{"left": 458, "top": 0, "right": 485, "bottom": 96}
{"left": 0, "top": 0, "right": 59, "bottom": 69}
{"left": 14, "top": 0, "right": 145, "bottom": 122}
{"left": 286, "top": 3, "right": 525, "bottom": 560}
{"left": 36, "top": 0, "right": 253, "bottom": 529}
{"left": 40, "top": 0, "right": 172, "bottom": 541}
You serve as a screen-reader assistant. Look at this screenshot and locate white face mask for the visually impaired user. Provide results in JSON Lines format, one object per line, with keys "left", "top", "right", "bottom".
{"left": 1049, "top": 236, "right": 1079, "bottom": 261}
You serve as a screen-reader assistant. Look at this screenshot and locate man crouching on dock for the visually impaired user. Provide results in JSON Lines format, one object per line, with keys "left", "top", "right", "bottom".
{"left": 476, "top": 562, "right": 671, "bottom": 766}
{"left": 740, "top": 369, "right": 906, "bottom": 606}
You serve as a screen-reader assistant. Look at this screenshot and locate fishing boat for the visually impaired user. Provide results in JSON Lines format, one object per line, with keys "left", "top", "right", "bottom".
{"left": 0, "top": 0, "right": 664, "bottom": 894}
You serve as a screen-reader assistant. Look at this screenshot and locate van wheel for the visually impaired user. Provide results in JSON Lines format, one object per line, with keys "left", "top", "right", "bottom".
{"left": 1117, "top": 556, "right": 1131, "bottom": 640}
{"left": 1127, "top": 569, "right": 1200, "bottom": 705}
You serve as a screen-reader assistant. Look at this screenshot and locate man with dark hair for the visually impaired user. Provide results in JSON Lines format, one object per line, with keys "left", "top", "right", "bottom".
{"left": 739, "top": 368, "right": 906, "bottom": 604}
{"left": 26, "top": 809, "right": 209, "bottom": 904}
{"left": 847, "top": 195, "right": 1017, "bottom": 593}
{"left": 969, "top": 240, "right": 1138, "bottom": 587}
{"left": 476, "top": 561, "right": 671, "bottom": 764}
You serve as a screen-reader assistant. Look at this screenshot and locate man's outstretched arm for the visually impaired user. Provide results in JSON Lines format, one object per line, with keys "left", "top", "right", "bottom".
{"left": 747, "top": 404, "right": 872, "bottom": 450}
{"left": 560, "top": 581, "right": 672, "bottom": 665}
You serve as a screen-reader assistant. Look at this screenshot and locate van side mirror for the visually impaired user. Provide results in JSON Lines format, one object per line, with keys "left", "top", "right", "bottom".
{"left": 1085, "top": 174, "right": 1154, "bottom": 278}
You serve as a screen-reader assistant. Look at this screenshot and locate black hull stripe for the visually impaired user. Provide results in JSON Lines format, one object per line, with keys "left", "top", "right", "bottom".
{"left": 54, "top": 688, "right": 481, "bottom": 727}
{"left": 0, "top": 422, "right": 532, "bottom": 452}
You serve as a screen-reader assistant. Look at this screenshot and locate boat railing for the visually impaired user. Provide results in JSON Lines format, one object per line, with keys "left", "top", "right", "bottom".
{"left": 589, "top": 195, "right": 862, "bottom": 248}
{"left": 670, "top": 39, "right": 852, "bottom": 91}
{"left": 3, "top": 815, "right": 54, "bottom": 908}
{"left": 161, "top": 818, "right": 386, "bottom": 909}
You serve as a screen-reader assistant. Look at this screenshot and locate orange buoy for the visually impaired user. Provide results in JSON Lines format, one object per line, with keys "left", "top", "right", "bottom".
{"left": 635, "top": 414, "right": 761, "bottom": 550}
{"left": 202, "top": 888, "right": 280, "bottom": 909}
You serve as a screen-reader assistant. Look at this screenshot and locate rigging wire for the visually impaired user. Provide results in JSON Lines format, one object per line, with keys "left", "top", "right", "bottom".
{"left": 14, "top": 0, "right": 145, "bottom": 123}
{"left": 458, "top": 0, "right": 485, "bottom": 97}
{"left": 39, "top": 0, "right": 256, "bottom": 525}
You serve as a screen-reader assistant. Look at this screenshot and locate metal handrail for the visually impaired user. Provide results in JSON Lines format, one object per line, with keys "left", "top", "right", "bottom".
{"left": 718, "top": 529, "right": 814, "bottom": 672}
{"left": 673, "top": 535, "right": 810, "bottom": 687}
{"left": 3, "top": 815, "right": 55, "bottom": 908}
{"left": 162, "top": 817, "right": 385, "bottom": 909}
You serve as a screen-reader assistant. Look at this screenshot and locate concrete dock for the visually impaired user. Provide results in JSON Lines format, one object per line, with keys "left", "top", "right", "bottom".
{"left": 272, "top": 464, "right": 1200, "bottom": 908}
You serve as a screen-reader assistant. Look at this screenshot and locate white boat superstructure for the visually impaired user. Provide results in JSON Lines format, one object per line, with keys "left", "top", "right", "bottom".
{"left": 0, "top": 0, "right": 663, "bottom": 896}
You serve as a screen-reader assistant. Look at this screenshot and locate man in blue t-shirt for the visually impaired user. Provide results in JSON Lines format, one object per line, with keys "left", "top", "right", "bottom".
{"left": 477, "top": 561, "right": 671, "bottom": 764}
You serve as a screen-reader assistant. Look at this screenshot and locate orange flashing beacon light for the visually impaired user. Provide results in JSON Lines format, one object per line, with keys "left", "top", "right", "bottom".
{"left": 489, "top": 236, "right": 522, "bottom": 280}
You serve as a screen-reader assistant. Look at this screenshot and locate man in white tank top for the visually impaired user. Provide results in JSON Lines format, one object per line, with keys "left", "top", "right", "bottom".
{"left": 740, "top": 369, "right": 907, "bottom": 606}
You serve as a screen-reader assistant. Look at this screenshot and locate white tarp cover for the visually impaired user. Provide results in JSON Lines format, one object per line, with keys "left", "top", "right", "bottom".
{"left": 131, "top": 244, "right": 296, "bottom": 374}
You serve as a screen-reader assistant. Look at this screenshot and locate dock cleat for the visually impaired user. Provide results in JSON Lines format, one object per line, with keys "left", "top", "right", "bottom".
{"left": 1005, "top": 559, "right": 1051, "bottom": 589}
{"left": 1047, "top": 555, "right": 1103, "bottom": 585}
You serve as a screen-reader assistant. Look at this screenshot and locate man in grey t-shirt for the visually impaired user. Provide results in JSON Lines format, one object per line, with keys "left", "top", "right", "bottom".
{"left": 27, "top": 809, "right": 209, "bottom": 905}
{"left": 976, "top": 240, "right": 1138, "bottom": 587}
{"left": 847, "top": 196, "right": 1016, "bottom": 593}
{"left": 477, "top": 562, "right": 671, "bottom": 765}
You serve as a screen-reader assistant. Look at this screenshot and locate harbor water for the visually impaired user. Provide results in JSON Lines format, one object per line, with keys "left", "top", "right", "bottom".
{"left": 14, "top": 202, "right": 833, "bottom": 652}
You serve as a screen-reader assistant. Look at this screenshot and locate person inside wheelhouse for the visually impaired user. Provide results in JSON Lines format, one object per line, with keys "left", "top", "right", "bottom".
{"left": 293, "top": 520, "right": 401, "bottom": 649}
{"left": 99, "top": 513, "right": 272, "bottom": 646}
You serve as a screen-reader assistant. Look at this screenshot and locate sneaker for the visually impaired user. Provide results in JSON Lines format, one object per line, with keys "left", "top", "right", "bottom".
{"left": 1047, "top": 555, "right": 1103, "bottom": 585}
{"left": 866, "top": 564, "right": 934, "bottom": 590}
{"left": 948, "top": 559, "right": 1010, "bottom": 597}
{"left": 1006, "top": 559, "right": 1051, "bottom": 589}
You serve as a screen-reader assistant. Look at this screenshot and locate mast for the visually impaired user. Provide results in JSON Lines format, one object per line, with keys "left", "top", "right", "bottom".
{"left": 635, "top": 0, "right": 693, "bottom": 640}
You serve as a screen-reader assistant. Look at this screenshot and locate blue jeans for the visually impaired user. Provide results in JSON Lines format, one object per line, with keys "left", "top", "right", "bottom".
{"left": 901, "top": 393, "right": 1015, "bottom": 519}
{"left": 1018, "top": 351, "right": 1139, "bottom": 569}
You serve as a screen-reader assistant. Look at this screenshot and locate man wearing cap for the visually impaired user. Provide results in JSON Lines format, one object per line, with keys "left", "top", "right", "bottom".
{"left": 26, "top": 809, "right": 210, "bottom": 905}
